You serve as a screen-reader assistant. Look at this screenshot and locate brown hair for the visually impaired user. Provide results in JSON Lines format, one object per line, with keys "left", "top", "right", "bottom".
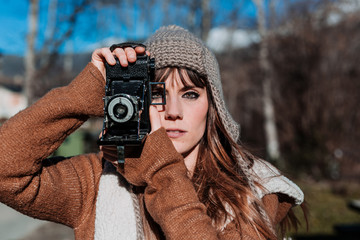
{"left": 155, "top": 67, "right": 287, "bottom": 238}
{"left": 195, "top": 96, "right": 276, "bottom": 238}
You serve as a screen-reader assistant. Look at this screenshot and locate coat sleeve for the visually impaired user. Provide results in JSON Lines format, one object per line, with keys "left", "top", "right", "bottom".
{"left": 0, "top": 63, "right": 105, "bottom": 228}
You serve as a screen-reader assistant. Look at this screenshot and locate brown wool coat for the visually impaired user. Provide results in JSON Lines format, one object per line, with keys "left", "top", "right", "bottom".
{"left": 0, "top": 63, "right": 294, "bottom": 240}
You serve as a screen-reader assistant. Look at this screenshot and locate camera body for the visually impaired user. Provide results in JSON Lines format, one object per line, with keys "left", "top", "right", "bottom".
{"left": 98, "top": 49, "right": 165, "bottom": 159}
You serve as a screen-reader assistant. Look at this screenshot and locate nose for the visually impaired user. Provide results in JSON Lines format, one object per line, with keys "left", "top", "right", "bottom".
{"left": 165, "top": 96, "right": 183, "bottom": 120}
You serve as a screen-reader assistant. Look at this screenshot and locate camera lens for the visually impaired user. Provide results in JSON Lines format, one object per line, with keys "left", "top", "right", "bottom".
{"left": 113, "top": 104, "right": 128, "bottom": 119}
{"left": 107, "top": 96, "right": 134, "bottom": 123}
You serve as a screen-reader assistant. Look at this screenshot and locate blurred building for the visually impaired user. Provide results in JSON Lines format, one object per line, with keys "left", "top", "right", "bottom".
{"left": 0, "top": 85, "right": 26, "bottom": 121}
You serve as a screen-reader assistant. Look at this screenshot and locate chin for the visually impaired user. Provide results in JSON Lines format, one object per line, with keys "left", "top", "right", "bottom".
{"left": 170, "top": 140, "right": 188, "bottom": 155}
{"left": 172, "top": 144, "right": 186, "bottom": 155}
{"left": 171, "top": 140, "right": 200, "bottom": 157}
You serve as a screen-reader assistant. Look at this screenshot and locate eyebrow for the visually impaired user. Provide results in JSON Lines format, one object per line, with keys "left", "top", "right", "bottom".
{"left": 163, "top": 84, "right": 203, "bottom": 94}
{"left": 181, "top": 85, "right": 197, "bottom": 91}
{"left": 164, "top": 85, "right": 198, "bottom": 93}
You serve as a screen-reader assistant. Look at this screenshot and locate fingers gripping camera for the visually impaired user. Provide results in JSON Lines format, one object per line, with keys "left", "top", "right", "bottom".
{"left": 98, "top": 43, "right": 166, "bottom": 163}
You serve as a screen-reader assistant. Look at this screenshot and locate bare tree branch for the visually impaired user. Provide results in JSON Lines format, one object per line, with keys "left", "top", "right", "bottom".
{"left": 36, "top": 0, "right": 90, "bottom": 79}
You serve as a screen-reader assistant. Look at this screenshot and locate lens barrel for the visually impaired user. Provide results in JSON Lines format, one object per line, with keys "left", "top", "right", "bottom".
{"left": 107, "top": 95, "right": 134, "bottom": 123}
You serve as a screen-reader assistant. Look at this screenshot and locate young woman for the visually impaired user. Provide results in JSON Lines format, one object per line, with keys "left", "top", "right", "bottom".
{"left": 0, "top": 25, "right": 304, "bottom": 239}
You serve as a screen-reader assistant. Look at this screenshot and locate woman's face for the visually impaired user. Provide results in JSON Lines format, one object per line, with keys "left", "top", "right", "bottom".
{"left": 154, "top": 69, "right": 208, "bottom": 167}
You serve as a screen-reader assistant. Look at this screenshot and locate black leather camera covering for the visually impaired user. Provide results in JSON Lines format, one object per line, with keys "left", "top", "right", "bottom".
{"left": 98, "top": 42, "right": 159, "bottom": 150}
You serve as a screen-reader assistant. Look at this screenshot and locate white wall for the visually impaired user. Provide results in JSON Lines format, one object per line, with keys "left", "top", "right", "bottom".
{"left": 0, "top": 87, "right": 26, "bottom": 119}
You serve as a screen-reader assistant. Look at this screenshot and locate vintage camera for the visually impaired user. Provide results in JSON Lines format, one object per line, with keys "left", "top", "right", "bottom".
{"left": 98, "top": 43, "right": 166, "bottom": 163}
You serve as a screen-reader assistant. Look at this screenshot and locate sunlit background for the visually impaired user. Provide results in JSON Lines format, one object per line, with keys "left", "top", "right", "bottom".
{"left": 0, "top": 0, "right": 359, "bottom": 239}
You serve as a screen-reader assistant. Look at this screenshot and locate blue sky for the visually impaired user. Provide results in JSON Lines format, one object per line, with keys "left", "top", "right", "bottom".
{"left": 0, "top": 0, "right": 259, "bottom": 56}
{"left": 0, "top": 2, "right": 29, "bottom": 55}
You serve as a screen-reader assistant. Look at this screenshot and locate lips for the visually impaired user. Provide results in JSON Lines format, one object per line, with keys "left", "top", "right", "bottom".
{"left": 166, "top": 129, "right": 186, "bottom": 138}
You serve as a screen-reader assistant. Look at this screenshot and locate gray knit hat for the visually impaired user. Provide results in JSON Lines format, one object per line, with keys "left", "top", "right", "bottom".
{"left": 145, "top": 25, "right": 240, "bottom": 142}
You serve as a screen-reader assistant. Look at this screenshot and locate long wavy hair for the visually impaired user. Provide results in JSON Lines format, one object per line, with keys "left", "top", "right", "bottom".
{"left": 155, "top": 67, "right": 301, "bottom": 239}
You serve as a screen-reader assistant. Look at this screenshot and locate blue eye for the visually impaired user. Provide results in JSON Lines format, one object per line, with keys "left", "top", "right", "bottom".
{"left": 183, "top": 91, "right": 199, "bottom": 99}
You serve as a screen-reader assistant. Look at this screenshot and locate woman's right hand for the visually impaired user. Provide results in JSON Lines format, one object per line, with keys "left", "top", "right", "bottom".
{"left": 91, "top": 46, "right": 148, "bottom": 80}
